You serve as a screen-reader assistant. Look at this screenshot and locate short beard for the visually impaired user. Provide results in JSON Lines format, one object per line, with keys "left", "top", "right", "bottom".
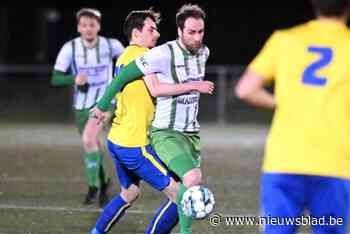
{"left": 186, "top": 43, "right": 201, "bottom": 54}
{"left": 188, "top": 46, "right": 199, "bottom": 54}
{"left": 180, "top": 37, "right": 201, "bottom": 54}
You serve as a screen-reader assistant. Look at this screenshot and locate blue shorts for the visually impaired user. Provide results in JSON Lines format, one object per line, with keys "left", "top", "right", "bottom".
{"left": 261, "top": 173, "right": 350, "bottom": 234}
{"left": 107, "top": 140, "right": 170, "bottom": 191}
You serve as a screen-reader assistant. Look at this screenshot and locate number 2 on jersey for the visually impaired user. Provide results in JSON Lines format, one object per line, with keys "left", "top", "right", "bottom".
{"left": 302, "top": 46, "right": 333, "bottom": 86}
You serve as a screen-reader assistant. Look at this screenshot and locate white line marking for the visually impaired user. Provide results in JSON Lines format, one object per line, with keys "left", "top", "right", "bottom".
{"left": 0, "top": 176, "right": 84, "bottom": 183}
{"left": 0, "top": 204, "right": 152, "bottom": 214}
{"left": 5, "top": 205, "right": 316, "bottom": 234}
{"left": 0, "top": 204, "right": 255, "bottom": 218}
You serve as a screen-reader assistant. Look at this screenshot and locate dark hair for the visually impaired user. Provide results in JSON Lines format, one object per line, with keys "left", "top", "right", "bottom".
{"left": 76, "top": 8, "right": 101, "bottom": 23}
{"left": 311, "top": 0, "right": 350, "bottom": 16}
{"left": 176, "top": 4, "right": 206, "bottom": 30}
{"left": 123, "top": 8, "right": 161, "bottom": 42}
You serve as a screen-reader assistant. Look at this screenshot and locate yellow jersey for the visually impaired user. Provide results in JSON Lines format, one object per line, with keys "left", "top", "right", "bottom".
{"left": 249, "top": 20, "right": 350, "bottom": 179}
{"left": 108, "top": 45, "right": 155, "bottom": 147}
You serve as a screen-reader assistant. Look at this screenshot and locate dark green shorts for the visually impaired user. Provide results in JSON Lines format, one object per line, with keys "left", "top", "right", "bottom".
{"left": 74, "top": 108, "right": 90, "bottom": 135}
{"left": 150, "top": 127, "right": 201, "bottom": 179}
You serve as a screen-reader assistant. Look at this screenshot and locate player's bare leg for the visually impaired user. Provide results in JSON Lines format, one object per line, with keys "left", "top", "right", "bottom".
{"left": 182, "top": 168, "right": 202, "bottom": 188}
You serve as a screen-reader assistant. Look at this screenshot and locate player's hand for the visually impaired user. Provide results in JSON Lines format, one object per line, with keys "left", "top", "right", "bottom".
{"left": 75, "top": 73, "right": 88, "bottom": 86}
{"left": 75, "top": 73, "right": 89, "bottom": 93}
{"left": 193, "top": 81, "right": 215, "bottom": 94}
{"left": 89, "top": 107, "right": 109, "bottom": 125}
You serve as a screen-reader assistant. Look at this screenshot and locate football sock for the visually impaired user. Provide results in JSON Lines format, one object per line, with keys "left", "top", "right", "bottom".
{"left": 146, "top": 198, "right": 178, "bottom": 234}
{"left": 85, "top": 151, "right": 101, "bottom": 187}
{"left": 177, "top": 184, "right": 193, "bottom": 234}
{"left": 94, "top": 194, "right": 131, "bottom": 233}
{"left": 98, "top": 151, "right": 109, "bottom": 185}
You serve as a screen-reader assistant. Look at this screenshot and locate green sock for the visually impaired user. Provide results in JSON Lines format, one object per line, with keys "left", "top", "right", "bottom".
{"left": 99, "top": 152, "right": 109, "bottom": 185}
{"left": 177, "top": 184, "right": 193, "bottom": 234}
{"left": 84, "top": 152, "right": 101, "bottom": 187}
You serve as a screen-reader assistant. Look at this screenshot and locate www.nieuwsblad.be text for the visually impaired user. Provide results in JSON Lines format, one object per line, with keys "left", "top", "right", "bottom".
{"left": 208, "top": 213, "right": 344, "bottom": 227}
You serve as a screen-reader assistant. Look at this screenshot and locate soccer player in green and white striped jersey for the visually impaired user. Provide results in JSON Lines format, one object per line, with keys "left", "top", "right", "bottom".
{"left": 51, "top": 8, "right": 124, "bottom": 206}
{"left": 91, "top": 4, "right": 212, "bottom": 233}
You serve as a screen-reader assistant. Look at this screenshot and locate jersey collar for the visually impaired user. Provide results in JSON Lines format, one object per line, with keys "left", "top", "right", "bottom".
{"left": 80, "top": 36, "right": 99, "bottom": 49}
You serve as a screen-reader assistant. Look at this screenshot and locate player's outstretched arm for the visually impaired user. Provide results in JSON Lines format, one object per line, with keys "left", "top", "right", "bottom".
{"left": 96, "top": 61, "right": 144, "bottom": 111}
{"left": 143, "top": 74, "right": 214, "bottom": 97}
{"left": 235, "top": 69, "right": 276, "bottom": 109}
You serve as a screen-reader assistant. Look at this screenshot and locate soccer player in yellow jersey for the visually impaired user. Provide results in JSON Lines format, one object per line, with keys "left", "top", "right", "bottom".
{"left": 87, "top": 9, "right": 214, "bottom": 234}
{"left": 235, "top": 0, "right": 350, "bottom": 233}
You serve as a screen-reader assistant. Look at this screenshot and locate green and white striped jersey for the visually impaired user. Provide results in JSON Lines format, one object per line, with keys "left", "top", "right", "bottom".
{"left": 54, "top": 36, "right": 124, "bottom": 110}
{"left": 135, "top": 40, "right": 209, "bottom": 132}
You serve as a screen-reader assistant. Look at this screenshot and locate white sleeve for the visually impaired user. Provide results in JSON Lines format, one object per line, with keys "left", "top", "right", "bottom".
{"left": 54, "top": 42, "right": 72, "bottom": 72}
{"left": 135, "top": 45, "right": 170, "bottom": 75}
{"left": 110, "top": 39, "right": 124, "bottom": 58}
{"left": 205, "top": 47, "right": 210, "bottom": 61}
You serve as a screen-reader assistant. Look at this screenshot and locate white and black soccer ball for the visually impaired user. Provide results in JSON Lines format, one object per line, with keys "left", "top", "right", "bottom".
{"left": 181, "top": 185, "right": 215, "bottom": 219}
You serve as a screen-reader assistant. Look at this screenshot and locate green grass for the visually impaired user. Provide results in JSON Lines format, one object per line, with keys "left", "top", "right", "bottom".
{"left": 0, "top": 123, "right": 265, "bottom": 234}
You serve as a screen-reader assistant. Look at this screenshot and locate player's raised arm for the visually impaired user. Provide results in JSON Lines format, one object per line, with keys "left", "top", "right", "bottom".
{"left": 235, "top": 31, "right": 279, "bottom": 109}
{"left": 235, "top": 69, "right": 275, "bottom": 109}
{"left": 96, "top": 58, "right": 214, "bottom": 114}
{"left": 96, "top": 60, "right": 143, "bottom": 111}
{"left": 143, "top": 74, "right": 214, "bottom": 97}
{"left": 96, "top": 45, "right": 167, "bottom": 111}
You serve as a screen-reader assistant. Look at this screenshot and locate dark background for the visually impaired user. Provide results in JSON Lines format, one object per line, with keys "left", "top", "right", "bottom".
{"left": 0, "top": 1, "right": 316, "bottom": 123}
{"left": 0, "top": 1, "right": 315, "bottom": 64}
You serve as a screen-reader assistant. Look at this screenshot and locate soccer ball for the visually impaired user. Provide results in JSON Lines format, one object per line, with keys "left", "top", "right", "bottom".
{"left": 181, "top": 185, "right": 215, "bottom": 219}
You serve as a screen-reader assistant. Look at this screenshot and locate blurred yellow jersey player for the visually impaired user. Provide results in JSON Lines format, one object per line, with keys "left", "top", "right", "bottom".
{"left": 235, "top": 1, "right": 350, "bottom": 233}
{"left": 250, "top": 19, "right": 350, "bottom": 179}
{"left": 108, "top": 45, "right": 154, "bottom": 147}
